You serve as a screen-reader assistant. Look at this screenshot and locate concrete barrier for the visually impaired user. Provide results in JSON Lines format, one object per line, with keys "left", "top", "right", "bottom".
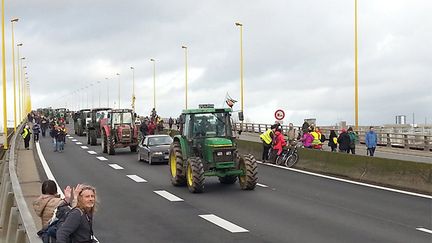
{"left": 236, "top": 139, "right": 432, "bottom": 195}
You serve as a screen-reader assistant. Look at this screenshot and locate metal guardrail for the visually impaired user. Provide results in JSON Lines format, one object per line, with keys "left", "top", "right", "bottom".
{"left": 233, "top": 123, "right": 432, "bottom": 152}
{"left": 0, "top": 124, "right": 42, "bottom": 243}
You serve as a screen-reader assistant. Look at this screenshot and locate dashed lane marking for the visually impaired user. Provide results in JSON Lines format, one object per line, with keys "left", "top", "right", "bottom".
{"left": 96, "top": 156, "right": 108, "bottom": 161}
{"left": 71, "top": 139, "right": 78, "bottom": 142}
{"left": 108, "top": 164, "right": 124, "bottom": 170}
{"left": 75, "top": 142, "right": 82, "bottom": 145}
{"left": 257, "top": 183, "right": 269, "bottom": 188}
{"left": 416, "top": 227, "right": 432, "bottom": 234}
{"left": 80, "top": 146, "right": 89, "bottom": 149}
{"left": 154, "top": 190, "right": 184, "bottom": 202}
{"left": 87, "top": 151, "right": 97, "bottom": 155}
{"left": 66, "top": 134, "right": 70, "bottom": 137}
{"left": 126, "top": 175, "right": 147, "bottom": 183}
{"left": 199, "top": 214, "right": 249, "bottom": 233}
{"left": 68, "top": 137, "right": 74, "bottom": 139}
{"left": 257, "top": 161, "right": 432, "bottom": 199}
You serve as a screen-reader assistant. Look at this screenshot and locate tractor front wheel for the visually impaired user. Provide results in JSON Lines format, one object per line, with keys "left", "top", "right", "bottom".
{"left": 107, "top": 135, "right": 116, "bottom": 155}
{"left": 186, "top": 157, "right": 205, "bottom": 193}
{"left": 90, "top": 130, "right": 97, "bottom": 145}
{"left": 238, "top": 154, "right": 258, "bottom": 190}
{"left": 169, "top": 142, "right": 186, "bottom": 186}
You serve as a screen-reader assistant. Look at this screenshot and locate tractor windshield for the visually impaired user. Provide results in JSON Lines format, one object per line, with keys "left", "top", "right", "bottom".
{"left": 192, "top": 112, "right": 231, "bottom": 137}
{"left": 112, "top": 112, "right": 133, "bottom": 125}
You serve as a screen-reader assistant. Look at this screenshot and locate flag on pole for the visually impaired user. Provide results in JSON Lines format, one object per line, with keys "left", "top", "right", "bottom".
{"left": 225, "top": 93, "right": 237, "bottom": 108}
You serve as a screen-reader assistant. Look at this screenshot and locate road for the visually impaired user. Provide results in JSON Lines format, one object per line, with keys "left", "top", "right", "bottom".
{"left": 35, "top": 125, "right": 432, "bottom": 243}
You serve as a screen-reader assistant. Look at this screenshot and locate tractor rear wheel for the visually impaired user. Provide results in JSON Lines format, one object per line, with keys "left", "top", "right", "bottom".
{"left": 107, "top": 135, "right": 116, "bottom": 155}
{"left": 90, "top": 130, "right": 97, "bottom": 145}
{"left": 186, "top": 157, "right": 205, "bottom": 193}
{"left": 169, "top": 142, "right": 186, "bottom": 186}
{"left": 87, "top": 131, "right": 91, "bottom": 144}
{"left": 101, "top": 132, "right": 107, "bottom": 153}
{"left": 218, "top": 175, "right": 237, "bottom": 184}
{"left": 238, "top": 154, "right": 258, "bottom": 190}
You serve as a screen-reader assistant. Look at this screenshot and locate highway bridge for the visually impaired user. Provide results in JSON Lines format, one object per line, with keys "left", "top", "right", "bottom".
{"left": 1, "top": 121, "right": 431, "bottom": 243}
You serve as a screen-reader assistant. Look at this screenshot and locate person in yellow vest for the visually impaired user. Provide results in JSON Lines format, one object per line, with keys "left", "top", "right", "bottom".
{"left": 260, "top": 124, "right": 277, "bottom": 162}
{"left": 310, "top": 126, "right": 323, "bottom": 149}
{"left": 21, "top": 124, "right": 32, "bottom": 150}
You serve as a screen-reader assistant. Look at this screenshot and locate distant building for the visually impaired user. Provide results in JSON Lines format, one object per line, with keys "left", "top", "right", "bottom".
{"left": 395, "top": 115, "right": 407, "bottom": 125}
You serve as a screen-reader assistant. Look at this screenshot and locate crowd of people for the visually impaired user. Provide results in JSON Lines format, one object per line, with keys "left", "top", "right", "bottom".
{"left": 260, "top": 120, "right": 379, "bottom": 163}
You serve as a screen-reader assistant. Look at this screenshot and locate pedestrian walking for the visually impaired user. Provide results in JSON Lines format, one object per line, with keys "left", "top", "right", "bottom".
{"left": 21, "top": 124, "right": 32, "bottom": 150}
{"left": 168, "top": 117, "right": 174, "bottom": 130}
{"left": 310, "top": 127, "right": 323, "bottom": 150}
{"left": 56, "top": 126, "right": 67, "bottom": 152}
{"left": 365, "top": 126, "right": 378, "bottom": 156}
{"left": 337, "top": 128, "right": 350, "bottom": 153}
{"left": 33, "top": 180, "right": 72, "bottom": 228}
{"left": 260, "top": 124, "right": 276, "bottom": 162}
{"left": 328, "top": 130, "right": 338, "bottom": 152}
{"left": 301, "top": 131, "right": 314, "bottom": 149}
{"left": 33, "top": 123, "right": 41, "bottom": 142}
{"left": 41, "top": 116, "right": 48, "bottom": 137}
{"left": 50, "top": 126, "right": 58, "bottom": 151}
{"left": 56, "top": 184, "right": 97, "bottom": 243}
{"left": 287, "top": 123, "right": 296, "bottom": 146}
{"left": 347, "top": 127, "right": 358, "bottom": 154}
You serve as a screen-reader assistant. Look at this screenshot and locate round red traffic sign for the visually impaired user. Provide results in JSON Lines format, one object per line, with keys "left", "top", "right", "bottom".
{"left": 274, "top": 109, "right": 285, "bottom": 120}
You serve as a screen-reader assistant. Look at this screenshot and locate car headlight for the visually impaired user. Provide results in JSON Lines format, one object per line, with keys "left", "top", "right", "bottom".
{"left": 153, "top": 152, "right": 163, "bottom": 155}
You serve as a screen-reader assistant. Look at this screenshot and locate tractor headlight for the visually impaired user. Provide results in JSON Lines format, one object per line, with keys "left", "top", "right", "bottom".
{"left": 226, "top": 151, "right": 232, "bottom": 156}
{"left": 153, "top": 152, "right": 163, "bottom": 155}
{"left": 217, "top": 152, "right": 223, "bottom": 156}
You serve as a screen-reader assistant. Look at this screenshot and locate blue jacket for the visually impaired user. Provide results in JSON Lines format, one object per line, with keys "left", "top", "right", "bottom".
{"left": 365, "top": 131, "right": 377, "bottom": 148}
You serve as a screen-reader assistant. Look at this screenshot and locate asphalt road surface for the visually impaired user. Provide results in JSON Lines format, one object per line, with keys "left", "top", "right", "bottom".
{"left": 36, "top": 125, "right": 432, "bottom": 243}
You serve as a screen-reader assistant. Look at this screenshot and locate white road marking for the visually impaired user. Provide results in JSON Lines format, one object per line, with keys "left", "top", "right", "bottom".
{"left": 257, "top": 183, "right": 268, "bottom": 188}
{"left": 66, "top": 134, "right": 70, "bottom": 137}
{"left": 80, "top": 146, "right": 89, "bottom": 149}
{"left": 416, "top": 227, "right": 432, "bottom": 234}
{"left": 71, "top": 139, "right": 78, "bottom": 142}
{"left": 154, "top": 190, "right": 184, "bottom": 202}
{"left": 126, "top": 175, "right": 147, "bottom": 182}
{"left": 257, "top": 161, "right": 432, "bottom": 199}
{"left": 87, "top": 151, "right": 97, "bottom": 155}
{"left": 108, "top": 164, "right": 124, "bottom": 170}
{"left": 96, "top": 156, "right": 108, "bottom": 161}
{"left": 75, "top": 142, "right": 82, "bottom": 145}
{"left": 199, "top": 214, "right": 248, "bottom": 233}
{"left": 68, "top": 136, "right": 74, "bottom": 139}
{"left": 35, "top": 141, "right": 100, "bottom": 242}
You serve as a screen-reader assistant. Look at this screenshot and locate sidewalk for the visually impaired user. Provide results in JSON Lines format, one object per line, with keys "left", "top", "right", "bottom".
{"left": 15, "top": 136, "right": 43, "bottom": 230}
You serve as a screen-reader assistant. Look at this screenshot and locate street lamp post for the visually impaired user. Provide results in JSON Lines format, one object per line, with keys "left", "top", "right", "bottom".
{"left": 116, "top": 73, "right": 120, "bottom": 109}
{"left": 11, "top": 18, "right": 18, "bottom": 132}
{"left": 22, "top": 63, "right": 27, "bottom": 121}
{"left": 235, "top": 22, "right": 244, "bottom": 123}
{"left": 17, "top": 44, "right": 22, "bottom": 121}
{"left": 1, "top": 0, "right": 8, "bottom": 148}
{"left": 97, "top": 81, "right": 101, "bottom": 107}
{"left": 150, "top": 59, "right": 156, "bottom": 110}
{"left": 182, "top": 46, "right": 188, "bottom": 109}
{"left": 90, "top": 83, "right": 94, "bottom": 108}
{"left": 130, "top": 67, "right": 135, "bottom": 111}
{"left": 354, "top": 0, "right": 359, "bottom": 129}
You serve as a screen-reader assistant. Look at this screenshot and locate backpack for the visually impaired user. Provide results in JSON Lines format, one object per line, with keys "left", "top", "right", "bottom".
{"left": 37, "top": 202, "right": 72, "bottom": 243}
{"left": 348, "top": 133, "right": 357, "bottom": 148}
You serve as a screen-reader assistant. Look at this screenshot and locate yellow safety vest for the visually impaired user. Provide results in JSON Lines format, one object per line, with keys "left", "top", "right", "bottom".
{"left": 22, "top": 128, "right": 29, "bottom": 138}
{"left": 260, "top": 129, "right": 273, "bottom": 145}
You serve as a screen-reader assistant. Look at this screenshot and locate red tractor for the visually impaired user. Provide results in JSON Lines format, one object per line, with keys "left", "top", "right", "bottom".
{"left": 100, "top": 109, "right": 139, "bottom": 155}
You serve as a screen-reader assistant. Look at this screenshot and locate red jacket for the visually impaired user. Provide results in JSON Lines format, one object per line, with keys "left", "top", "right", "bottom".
{"left": 273, "top": 131, "right": 287, "bottom": 155}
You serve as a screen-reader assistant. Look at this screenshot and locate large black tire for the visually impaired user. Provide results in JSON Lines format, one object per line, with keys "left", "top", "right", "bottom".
{"left": 169, "top": 142, "right": 186, "bottom": 186}
{"left": 130, "top": 145, "right": 137, "bottom": 152}
{"left": 218, "top": 175, "right": 238, "bottom": 184}
{"left": 101, "top": 132, "right": 107, "bottom": 153}
{"left": 107, "top": 135, "right": 116, "bottom": 155}
{"left": 238, "top": 154, "right": 258, "bottom": 190}
{"left": 186, "top": 157, "right": 205, "bottom": 193}
{"left": 90, "top": 130, "right": 97, "bottom": 145}
{"left": 87, "top": 131, "right": 91, "bottom": 144}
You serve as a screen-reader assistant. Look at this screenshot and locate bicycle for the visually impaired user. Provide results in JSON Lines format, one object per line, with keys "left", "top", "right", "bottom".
{"left": 275, "top": 141, "right": 301, "bottom": 167}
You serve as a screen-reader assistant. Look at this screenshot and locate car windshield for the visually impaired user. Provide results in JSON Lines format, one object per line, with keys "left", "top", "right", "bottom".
{"left": 148, "top": 136, "right": 173, "bottom": 146}
{"left": 193, "top": 113, "right": 230, "bottom": 137}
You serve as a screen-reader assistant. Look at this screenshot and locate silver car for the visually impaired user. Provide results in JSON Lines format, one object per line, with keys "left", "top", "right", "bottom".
{"left": 137, "top": 135, "right": 173, "bottom": 164}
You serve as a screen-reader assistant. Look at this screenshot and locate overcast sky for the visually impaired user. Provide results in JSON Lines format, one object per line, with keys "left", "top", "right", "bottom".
{"left": 1, "top": 0, "right": 431, "bottom": 128}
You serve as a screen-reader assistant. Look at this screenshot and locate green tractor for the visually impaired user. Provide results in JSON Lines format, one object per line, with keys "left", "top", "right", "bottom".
{"left": 169, "top": 105, "right": 258, "bottom": 193}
